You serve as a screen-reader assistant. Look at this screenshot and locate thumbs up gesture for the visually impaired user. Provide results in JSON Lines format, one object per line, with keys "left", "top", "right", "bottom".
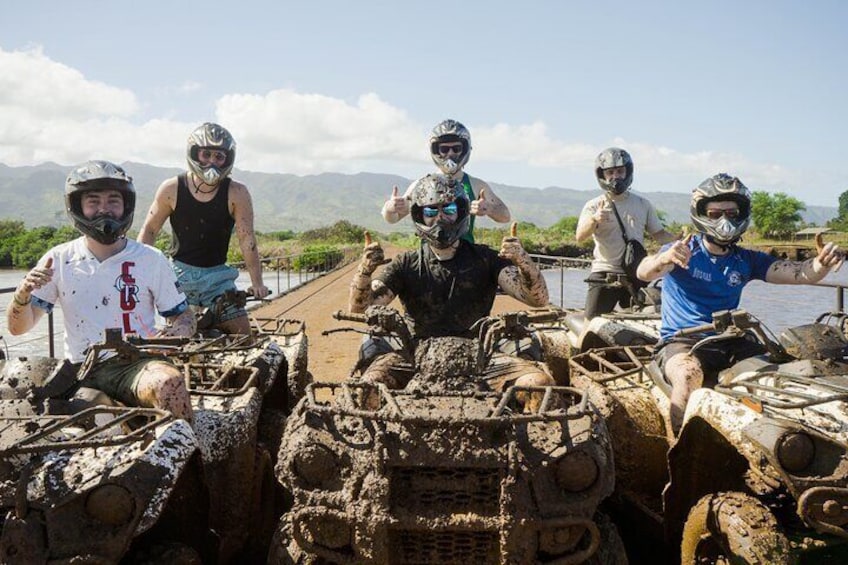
{"left": 384, "top": 185, "right": 409, "bottom": 217}
{"left": 16, "top": 256, "right": 54, "bottom": 304}
{"left": 499, "top": 221, "right": 530, "bottom": 266}
{"left": 662, "top": 233, "right": 693, "bottom": 270}
{"left": 359, "top": 230, "right": 389, "bottom": 275}
{"left": 470, "top": 187, "right": 491, "bottom": 217}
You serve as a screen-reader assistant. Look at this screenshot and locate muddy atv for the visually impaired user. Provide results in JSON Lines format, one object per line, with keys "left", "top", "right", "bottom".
{"left": 271, "top": 305, "right": 627, "bottom": 564}
{"left": 569, "top": 308, "right": 848, "bottom": 563}
{"left": 134, "top": 310, "right": 310, "bottom": 563}
{"left": 0, "top": 351, "right": 213, "bottom": 563}
{"left": 509, "top": 276, "right": 662, "bottom": 385}
{"left": 561, "top": 274, "right": 662, "bottom": 353}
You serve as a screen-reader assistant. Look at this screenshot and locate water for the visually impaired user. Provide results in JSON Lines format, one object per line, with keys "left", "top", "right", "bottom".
{"left": 1, "top": 266, "right": 846, "bottom": 359}
{"left": 541, "top": 267, "right": 848, "bottom": 335}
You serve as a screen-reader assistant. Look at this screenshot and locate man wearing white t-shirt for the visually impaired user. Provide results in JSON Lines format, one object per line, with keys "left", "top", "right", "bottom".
{"left": 6, "top": 160, "right": 196, "bottom": 422}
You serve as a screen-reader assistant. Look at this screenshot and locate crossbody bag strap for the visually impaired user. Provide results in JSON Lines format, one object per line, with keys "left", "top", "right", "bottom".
{"left": 609, "top": 200, "right": 630, "bottom": 243}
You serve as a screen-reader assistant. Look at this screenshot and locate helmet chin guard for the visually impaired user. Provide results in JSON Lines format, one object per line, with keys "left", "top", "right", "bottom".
{"left": 187, "top": 122, "right": 236, "bottom": 186}
{"left": 409, "top": 174, "right": 470, "bottom": 248}
{"left": 65, "top": 160, "right": 136, "bottom": 244}
{"left": 429, "top": 119, "right": 471, "bottom": 175}
{"left": 690, "top": 173, "right": 752, "bottom": 246}
{"left": 594, "top": 147, "right": 634, "bottom": 195}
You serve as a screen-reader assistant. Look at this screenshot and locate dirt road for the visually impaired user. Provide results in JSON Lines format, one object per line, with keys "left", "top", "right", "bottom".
{"left": 251, "top": 245, "right": 532, "bottom": 382}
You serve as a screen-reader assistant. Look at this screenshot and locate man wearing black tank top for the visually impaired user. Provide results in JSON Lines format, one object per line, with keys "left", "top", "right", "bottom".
{"left": 138, "top": 123, "right": 269, "bottom": 334}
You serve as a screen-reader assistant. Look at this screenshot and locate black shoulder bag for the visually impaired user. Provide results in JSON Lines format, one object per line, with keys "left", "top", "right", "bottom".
{"left": 610, "top": 201, "right": 648, "bottom": 288}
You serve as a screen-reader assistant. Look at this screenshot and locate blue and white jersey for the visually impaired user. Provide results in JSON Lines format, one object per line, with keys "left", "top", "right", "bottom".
{"left": 660, "top": 234, "right": 777, "bottom": 341}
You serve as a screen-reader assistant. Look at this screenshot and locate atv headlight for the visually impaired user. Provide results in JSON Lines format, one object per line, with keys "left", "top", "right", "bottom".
{"left": 293, "top": 443, "right": 339, "bottom": 489}
{"left": 85, "top": 484, "right": 135, "bottom": 526}
{"left": 776, "top": 432, "right": 815, "bottom": 473}
{"left": 554, "top": 451, "right": 599, "bottom": 493}
{"left": 302, "top": 515, "right": 351, "bottom": 549}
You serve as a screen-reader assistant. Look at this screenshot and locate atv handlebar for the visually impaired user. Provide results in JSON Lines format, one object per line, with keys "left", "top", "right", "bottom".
{"left": 332, "top": 310, "right": 367, "bottom": 323}
{"left": 672, "top": 309, "right": 786, "bottom": 359}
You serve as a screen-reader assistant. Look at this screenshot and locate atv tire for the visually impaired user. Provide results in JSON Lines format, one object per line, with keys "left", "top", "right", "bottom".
{"left": 680, "top": 491, "right": 796, "bottom": 565}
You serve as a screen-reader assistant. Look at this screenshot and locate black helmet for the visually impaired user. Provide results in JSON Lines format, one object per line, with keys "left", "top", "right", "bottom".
{"left": 410, "top": 174, "right": 470, "bottom": 249}
{"left": 690, "top": 173, "right": 752, "bottom": 246}
{"left": 65, "top": 160, "right": 136, "bottom": 244}
{"left": 186, "top": 122, "right": 236, "bottom": 186}
{"left": 429, "top": 119, "right": 471, "bottom": 175}
{"left": 595, "top": 147, "right": 634, "bottom": 195}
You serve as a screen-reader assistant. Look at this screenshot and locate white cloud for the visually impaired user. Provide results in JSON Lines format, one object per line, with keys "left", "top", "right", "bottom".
{"left": 0, "top": 46, "right": 829, "bottom": 203}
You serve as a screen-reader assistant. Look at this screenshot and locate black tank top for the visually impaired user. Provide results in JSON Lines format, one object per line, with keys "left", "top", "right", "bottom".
{"left": 169, "top": 173, "right": 235, "bottom": 267}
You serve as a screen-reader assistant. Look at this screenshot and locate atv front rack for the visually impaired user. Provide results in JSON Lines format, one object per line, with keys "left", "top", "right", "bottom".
{"left": 717, "top": 371, "right": 848, "bottom": 410}
{"left": 0, "top": 406, "right": 171, "bottom": 456}
{"left": 303, "top": 382, "right": 592, "bottom": 424}
{"left": 568, "top": 345, "right": 655, "bottom": 386}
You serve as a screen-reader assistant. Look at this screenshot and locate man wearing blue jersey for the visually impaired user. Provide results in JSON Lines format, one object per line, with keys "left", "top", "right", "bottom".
{"left": 637, "top": 173, "right": 843, "bottom": 432}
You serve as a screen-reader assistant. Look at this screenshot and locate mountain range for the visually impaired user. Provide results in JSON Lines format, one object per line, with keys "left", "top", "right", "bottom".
{"left": 0, "top": 162, "right": 837, "bottom": 234}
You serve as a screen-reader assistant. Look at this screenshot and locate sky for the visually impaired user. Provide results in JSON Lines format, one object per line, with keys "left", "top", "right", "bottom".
{"left": 1, "top": 0, "right": 846, "bottom": 206}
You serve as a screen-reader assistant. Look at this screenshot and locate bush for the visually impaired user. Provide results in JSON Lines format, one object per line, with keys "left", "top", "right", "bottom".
{"left": 291, "top": 245, "right": 344, "bottom": 271}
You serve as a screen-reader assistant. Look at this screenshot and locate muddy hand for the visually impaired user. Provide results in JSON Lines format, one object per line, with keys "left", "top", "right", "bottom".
{"left": 814, "top": 233, "right": 844, "bottom": 272}
{"left": 499, "top": 222, "right": 528, "bottom": 265}
{"left": 470, "top": 187, "right": 490, "bottom": 217}
{"left": 17, "top": 256, "right": 54, "bottom": 300}
{"left": 385, "top": 185, "right": 409, "bottom": 216}
{"left": 662, "top": 234, "right": 693, "bottom": 270}
{"left": 360, "top": 231, "right": 389, "bottom": 275}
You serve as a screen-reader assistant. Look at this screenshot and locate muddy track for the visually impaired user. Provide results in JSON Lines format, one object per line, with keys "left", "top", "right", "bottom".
{"left": 251, "top": 245, "right": 533, "bottom": 383}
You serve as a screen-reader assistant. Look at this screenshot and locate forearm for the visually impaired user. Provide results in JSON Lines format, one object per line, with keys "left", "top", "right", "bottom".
{"left": 163, "top": 309, "right": 197, "bottom": 338}
{"left": 500, "top": 261, "right": 549, "bottom": 307}
{"left": 348, "top": 268, "right": 374, "bottom": 313}
{"left": 636, "top": 253, "right": 673, "bottom": 281}
{"left": 6, "top": 293, "right": 36, "bottom": 335}
{"left": 766, "top": 259, "right": 830, "bottom": 284}
{"left": 575, "top": 219, "right": 595, "bottom": 244}
{"left": 137, "top": 226, "right": 157, "bottom": 246}
{"left": 487, "top": 198, "right": 511, "bottom": 223}
{"left": 240, "top": 243, "right": 265, "bottom": 287}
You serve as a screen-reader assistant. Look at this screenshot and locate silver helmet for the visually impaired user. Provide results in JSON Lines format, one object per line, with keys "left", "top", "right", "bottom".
{"left": 410, "top": 174, "right": 470, "bottom": 249}
{"left": 690, "top": 173, "right": 752, "bottom": 246}
{"left": 429, "top": 119, "right": 471, "bottom": 175}
{"left": 186, "top": 122, "right": 236, "bottom": 186}
{"left": 595, "top": 147, "right": 634, "bottom": 195}
{"left": 65, "top": 160, "right": 136, "bottom": 244}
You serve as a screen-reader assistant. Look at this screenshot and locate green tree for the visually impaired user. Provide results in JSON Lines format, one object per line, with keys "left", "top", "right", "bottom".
{"left": 829, "top": 189, "right": 848, "bottom": 231}
{"left": 750, "top": 191, "right": 805, "bottom": 239}
{"left": 0, "top": 220, "right": 26, "bottom": 267}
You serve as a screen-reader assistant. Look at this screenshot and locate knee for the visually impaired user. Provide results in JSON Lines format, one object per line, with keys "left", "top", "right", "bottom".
{"left": 138, "top": 363, "right": 193, "bottom": 422}
{"left": 515, "top": 371, "right": 555, "bottom": 388}
{"left": 665, "top": 353, "right": 703, "bottom": 396}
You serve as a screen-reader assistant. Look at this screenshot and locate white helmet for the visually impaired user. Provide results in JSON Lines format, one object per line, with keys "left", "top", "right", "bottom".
{"left": 690, "top": 173, "right": 752, "bottom": 246}
{"left": 429, "top": 119, "right": 471, "bottom": 175}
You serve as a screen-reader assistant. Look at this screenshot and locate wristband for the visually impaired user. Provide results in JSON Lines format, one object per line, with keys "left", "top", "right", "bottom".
{"left": 13, "top": 294, "right": 31, "bottom": 306}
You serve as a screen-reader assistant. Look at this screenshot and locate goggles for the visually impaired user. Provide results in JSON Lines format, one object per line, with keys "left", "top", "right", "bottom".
{"left": 437, "top": 143, "right": 464, "bottom": 156}
{"left": 705, "top": 208, "right": 741, "bottom": 220}
{"left": 422, "top": 202, "right": 458, "bottom": 218}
